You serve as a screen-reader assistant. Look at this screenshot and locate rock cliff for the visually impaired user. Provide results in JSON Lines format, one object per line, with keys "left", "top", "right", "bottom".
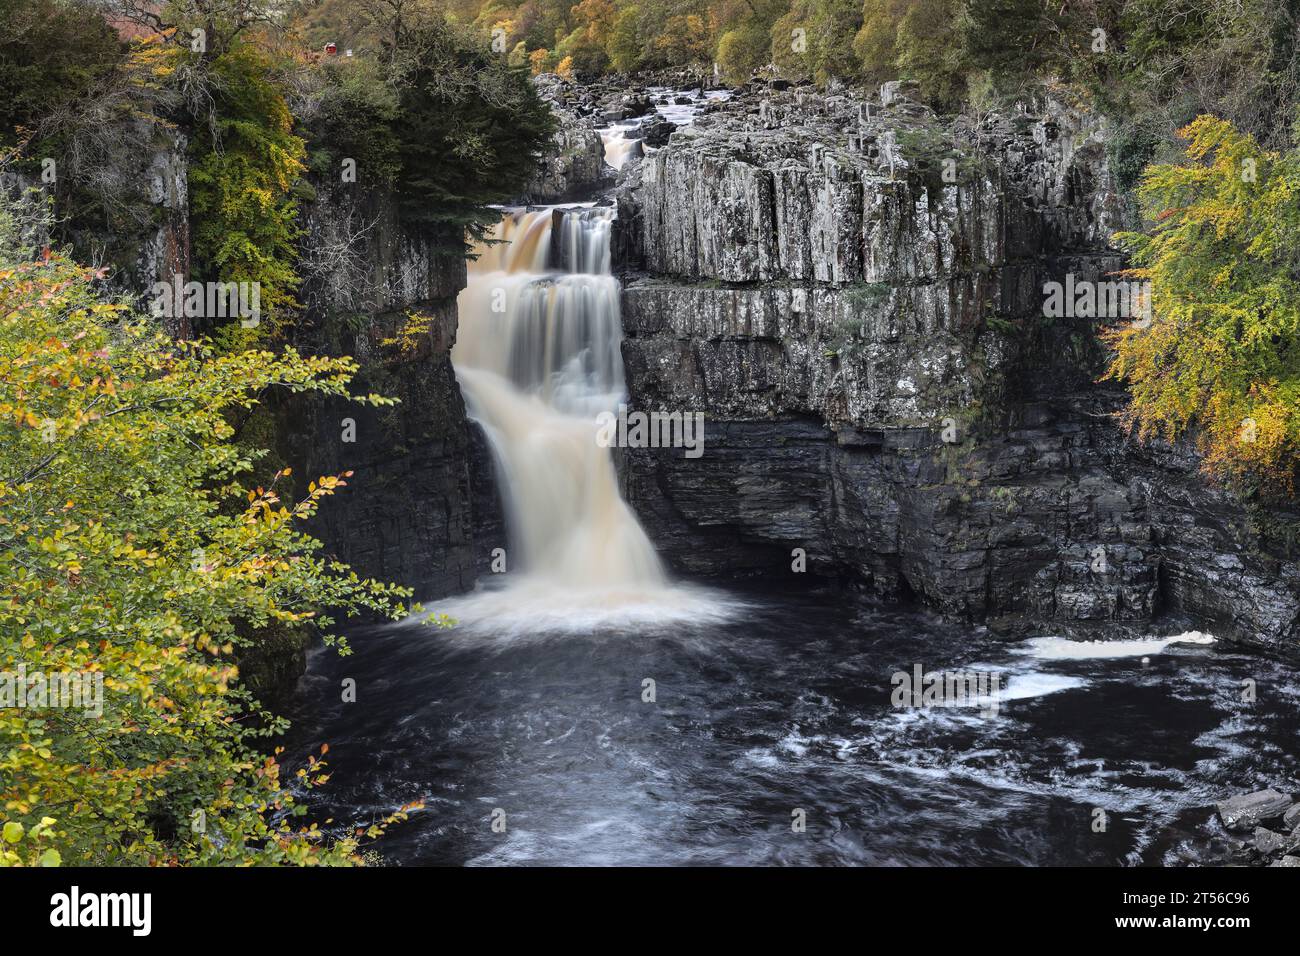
{"left": 613, "top": 81, "right": 1300, "bottom": 654}
{"left": 277, "top": 182, "right": 503, "bottom": 604}
{"left": 521, "top": 78, "right": 614, "bottom": 202}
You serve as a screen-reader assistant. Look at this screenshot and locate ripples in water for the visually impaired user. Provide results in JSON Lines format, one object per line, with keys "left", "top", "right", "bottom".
{"left": 284, "top": 585, "right": 1300, "bottom": 866}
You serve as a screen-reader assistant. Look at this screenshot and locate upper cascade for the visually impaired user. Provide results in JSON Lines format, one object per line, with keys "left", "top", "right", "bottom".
{"left": 455, "top": 207, "right": 623, "bottom": 418}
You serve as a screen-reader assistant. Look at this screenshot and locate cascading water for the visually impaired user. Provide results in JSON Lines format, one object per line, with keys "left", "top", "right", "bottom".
{"left": 446, "top": 206, "right": 732, "bottom": 635}
{"left": 602, "top": 126, "right": 642, "bottom": 170}
{"left": 454, "top": 206, "right": 662, "bottom": 588}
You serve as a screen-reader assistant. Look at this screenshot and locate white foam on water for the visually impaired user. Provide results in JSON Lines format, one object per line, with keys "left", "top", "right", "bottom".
{"left": 601, "top": 127, "right": 642, "bottom": 170}
{"left": 423, "top": 577, "right": 746, "bottom": 645}
{"left": 1018, "top": 631, "right": 1217, "bottom": 660}
{"left": 996, "top": 671, "right": 1087, "bottom": 700}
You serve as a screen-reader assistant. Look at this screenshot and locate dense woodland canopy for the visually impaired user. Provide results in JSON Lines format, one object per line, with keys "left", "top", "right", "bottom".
{"left": 366, "top": 0, "right": 1300, "bottom": 147}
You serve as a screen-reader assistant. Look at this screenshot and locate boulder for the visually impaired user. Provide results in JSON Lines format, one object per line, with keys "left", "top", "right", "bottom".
{"left": 640, "top": 116, "right": 677, "bottom": 148}
{"left": 1254, "top": 826, "right": 1292, "bottom": 855}
{"left": 621, "top": 93, "right": 654, "bottom": 117}
{"left": 1216, "top": 790, "right": 1294, "bottom": 832}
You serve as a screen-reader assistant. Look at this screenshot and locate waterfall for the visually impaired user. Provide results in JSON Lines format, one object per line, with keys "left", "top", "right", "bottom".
{"left": 431, "top": 110, "right": 741, "bottom": 638}
{"left": 452, "top": 207, "right": 667, "bottom": 593}
{"left": 602, "top": 127, "right": 642, "bottom": 171}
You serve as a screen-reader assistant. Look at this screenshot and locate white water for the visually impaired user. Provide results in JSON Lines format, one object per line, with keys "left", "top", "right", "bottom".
{"left": 449, "top": 206, "right": 737, "bottom": 634}
{"left": 602, "top": 88, "right": 732, "bottom": 170}
{"left": 1018, "top": 631, "right": 1217, "bottom": 660}
{"left": 602, "top": 125, "right": 642, "bottom": 170}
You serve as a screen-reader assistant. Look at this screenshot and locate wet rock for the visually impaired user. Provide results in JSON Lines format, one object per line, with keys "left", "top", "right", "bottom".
{"left": 640, "top": 116, "right": 677, "bottom": 148}
{"left": 1254, "top": 826, "right": 1292, "bottom": 855}
{"left": 1216, "top": 790, "right": 1294, "bottom": 831}
{"left": 621, "top": 92, "right": 654, "bottom": 117}
{"left": 1284, "top": 802, "right": 1300, "bottom": 830}
{"left": 1270, "top": 855, "right": 1300, "bottom": 867}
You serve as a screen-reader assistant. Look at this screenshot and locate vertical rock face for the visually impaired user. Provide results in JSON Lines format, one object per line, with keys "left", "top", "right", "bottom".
{"left": 520, "top": 82, "right": 615, "bottom": 203}
{"left": 3, "top": 121, "right": 192, "bottom": 331}
{"left": 136, "top": 127, "right": 191, "bottom": 338}
{"left": 615, "top": 82, "right": 1300, "bottom": 653}
{"left": 522, "top": 114, "right": 613, "bottom": 203}
{"left": 281, "top": 184, "right": 502, "bottom": 604}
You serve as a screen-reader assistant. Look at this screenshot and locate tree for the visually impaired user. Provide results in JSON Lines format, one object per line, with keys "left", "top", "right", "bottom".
{"left": 851, "top": 0, "right": 906, "bottom": 87}
{"left": 770, "top": 0, "right": 863, "bottom": 83}
{"left": 0, "top": 0, "right": 125, "bottom": 149}
{"left": 101, "top": 0, "right": 280, "bottom": 59}
{"left": 605, "top": 5, "right": 641, "bottom": 72}
{"left": 186, "top": 43, "right": 307, "bottom": 346}
{"left": 387, "top": 17, "right": 555, "bottom": 243}
{"left": 0, "top": 214, "right": 419, "bottom": 864}
{"left": 1104, "top": 115, "right": 1300, "bottom": 489}
{"left": 715, "top": 0, "right": 784, "bottom": 82}
{"left": 958, "top": 0, "right": 1054, "bottom": 91}
{"left": 717, "top": 18, "right": 769, "bottom": 82}
{"left": 1106, "top": 0, "right": 1300, "bottom": 149}
{"left": 650, "top": 13, "right": 712, "bottom": 68}
{"left": 894, "top": 0, "right": 965, "bottom": 108}
{"left": 555, "top": 1, "right": 615, "bottom": 78}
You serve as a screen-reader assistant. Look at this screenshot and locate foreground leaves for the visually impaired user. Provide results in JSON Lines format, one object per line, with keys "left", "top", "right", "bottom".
{"left": 0, "top": 249, "right": 414, "bottom": 865}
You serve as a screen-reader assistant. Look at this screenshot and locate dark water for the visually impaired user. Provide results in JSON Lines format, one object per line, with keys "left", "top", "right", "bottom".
{"left": 285, "top": 585, "right": 1300, "bottom": 866}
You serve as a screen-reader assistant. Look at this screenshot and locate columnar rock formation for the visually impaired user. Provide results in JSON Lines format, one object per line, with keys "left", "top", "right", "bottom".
{"left": 521, "top": 79, "right": 615, "bottom": 203}
{"left": 614, "top": 81, "right": 1300, "bottom": 654}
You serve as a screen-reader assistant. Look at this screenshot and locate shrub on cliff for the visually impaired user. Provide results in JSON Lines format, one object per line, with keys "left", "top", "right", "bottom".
{"left": 185, "top": 44, "right": 308, "bottom": 347}
{"left": 0, "top": 215, "right": 418, "bottom": 864}
{"left": 302, "top": 56, "right": 401, "bottom": 187}
{"left": 0, "top": 0, "right": 125, "bottom": 149}
{"left": 1105, "top": 115, "right": 1300, "bottom": 490}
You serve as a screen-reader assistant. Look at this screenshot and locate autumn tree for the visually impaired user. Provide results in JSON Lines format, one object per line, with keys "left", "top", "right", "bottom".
{"left": 605, "top": 4, "right": 641, "bottom": 71}
{"left": 1104, "top": 115, "right": 1300, "bottom": 489}
{"left": 851, "top": 0, "right": 906, "bottom": 88}
{"left": 715, "top": 0, "right": 783, "bottom": 82}
{"left": 0, "top": 205, "right": 419, "bottom": 865}
{"left": 770, "top": 0, "right": 863, "bottom": 82}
